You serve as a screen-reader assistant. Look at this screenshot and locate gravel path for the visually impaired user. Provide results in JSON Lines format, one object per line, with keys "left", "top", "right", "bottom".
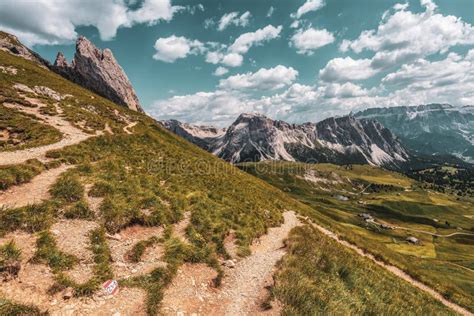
{"left": 123, "top": 121, "right": 138, "bottom": 135}
{"left": 0, "top": 102, "right": 99, "bottom": 166}
{"left": 0, "top": 164, "right": 73, "bottom": 208}
{"left": 161, "top": 211, "right": 301, "bottom": 315}
{"left": 310, "top": 221, "right": 473, "bottom": 316}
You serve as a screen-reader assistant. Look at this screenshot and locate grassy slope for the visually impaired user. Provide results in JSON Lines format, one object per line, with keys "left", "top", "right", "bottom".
{"left": 0, "top": 48, "right": 458, "bottom": 314}
{"left": 241, "top": 161, "right": 474, "bottom": 311}
{"left": 0, "top": 106, "right": 62, "bottom": 152}
{"left": 274, "top": 225, "right": 455, "bottom": 315}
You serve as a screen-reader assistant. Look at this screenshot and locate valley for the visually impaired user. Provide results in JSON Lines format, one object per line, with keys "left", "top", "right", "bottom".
{"left": 240, "top": 162, "right": 474, "bottom": 311}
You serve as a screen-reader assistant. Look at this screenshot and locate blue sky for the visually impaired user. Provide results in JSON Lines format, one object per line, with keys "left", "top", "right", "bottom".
{"left": 1, "top": 0, "right": 473, "bottom": 126}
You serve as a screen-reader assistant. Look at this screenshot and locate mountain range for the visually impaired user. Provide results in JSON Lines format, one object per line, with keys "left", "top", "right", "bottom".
{"left": 161, "top": 112, "right": 410, "bottom": 168}
{"left": 355, "top": 104, "right": 474, "bottom": 163}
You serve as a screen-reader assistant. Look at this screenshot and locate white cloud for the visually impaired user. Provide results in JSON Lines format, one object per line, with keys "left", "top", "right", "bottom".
{"left": 319, "top": 57, "right": 377, "bottom": 82}
{"left": 221, "top": 53, "right": 244, "bottom": 67}
{"left": 172, "top": 3, "right": 205, "bottom": 15}
{"left": 393, "top": 3, "right": 409, "bottom": 11}
{"left": 267, "top": 6, "right": 275, "bottom": 18}
{"left": 150, "top": 90, "right": 254, "bottom": 127}
{"left": 382, "top": 50, "right": 474, "bottom": 91}
{"left": 151, "top": 47, "right": 474, "bottom": 126}
{"left": 204, "top": 25, "right": 282, "bottom": 68}
{"left": 340, "top": 0, "right": 474, "bottom": 68}
{"left": 213, "top": 67, "right": 229, "bottom": 76}
{"left": 153, "top": 35, "right": 204, "bottom": 63}
{"left": 229, "top": 25, "right": 282, "bottom": 54}
{"left": 0, "top": 0, "right": 177, "bottom": 46}
{"left": 206, "top": 52, "right": 243, "bottom": 67}
{"left": 291, "top": 0, "right": 325, "bottom": 19}
{"left": 324, "top": 0, "right": 474, "bottom": 83}
{"left": 219, "top": 65, "right": 298, "bottom": 90}
{"left": 420, "top": 0, "right": 437, "bottom": 12}
{"left": 290, "top": 28, "right": 335, "bottom": 55}
{"left": 217, "top": 11, "right": 252, "bottom": 31}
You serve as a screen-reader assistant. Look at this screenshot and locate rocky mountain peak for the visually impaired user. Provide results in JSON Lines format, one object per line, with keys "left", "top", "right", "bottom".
{"left": 53, "top": 52, "right": 69, "bottom": 68}
{"left": 52, "top": 36, "right": 143, "bottom": 112}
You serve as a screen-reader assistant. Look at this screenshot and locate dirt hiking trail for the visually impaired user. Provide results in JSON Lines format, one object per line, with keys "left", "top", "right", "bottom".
{"left": 310, "top": 221, "right": 473, "bottom": 316}
{"left": 0, "top": 164, "right": 73, "bottom": 208}
{"left": 0, "top": 101, "right": 100, "bottom": 166}
{"left": 161, "top": 211, "right": 300, "bottom": 315}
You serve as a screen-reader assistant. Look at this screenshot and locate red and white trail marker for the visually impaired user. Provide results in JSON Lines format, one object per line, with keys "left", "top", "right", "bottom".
{"left": 102, "top": 279, "right": 119, "bottom": 296}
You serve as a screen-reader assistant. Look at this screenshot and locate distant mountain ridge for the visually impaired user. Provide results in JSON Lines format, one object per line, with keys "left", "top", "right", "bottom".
{"left": 355, "top": 104, "right": 474, "bottom": 163}
{"left": 161, "top": 113, "right": 410, "bottom": 168}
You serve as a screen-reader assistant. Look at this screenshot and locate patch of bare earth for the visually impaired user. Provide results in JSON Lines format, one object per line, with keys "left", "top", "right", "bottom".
{"left": 0, "top": 226, "right": 148, "bottom": 315}
{"left": 0, "top": 164, "right": 73, "bottom": 208}
{"left": 51, "top": 219, "right": 99, "bottom": 283}
{"left": 108, "top": 225, "right": 165, "bottom": 279}
{"left": 161, "top": 211, "right": 301, "bottom": 315}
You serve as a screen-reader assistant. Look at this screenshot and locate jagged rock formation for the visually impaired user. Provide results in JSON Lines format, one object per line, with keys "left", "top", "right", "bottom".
{"left": 0, "top": 31, "right": 50, "bottom": 68}
{"left": 355, "top": 104, "right": 474, "bottom": 163}
{"left": 52, "top": 36, "right": 142, "bottom": 112}
{"left": 161, "top": 113, "right": 410, "bottom": 168}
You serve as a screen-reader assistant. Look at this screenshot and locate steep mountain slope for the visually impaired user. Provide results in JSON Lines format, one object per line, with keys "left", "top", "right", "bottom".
{"left": 52, "top": 36, "right": 143, "bottom": 112}
{"left": 355, "top": 104, "right": 474, "bottom": 163}
{"left": 162, "top": 113, "right": 410, "bottom": 168}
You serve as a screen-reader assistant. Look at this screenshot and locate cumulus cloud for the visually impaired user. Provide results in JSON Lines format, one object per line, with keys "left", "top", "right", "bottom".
{"left": 291, "top": 0, "right": 325, "bottom": 19}
{"left": 153, "top": 35, "right": 204, "bottom": 63}
{"left": 229, "top": 25, "right": 282, "bottom": 54}
{"left": 290, "top": 28, "right": 335, "bottom": 55}
{"left": 340, "top": 0, "right": 474, "bottom": 67}
{"left": 323, "top": 0, "right": 474, "bottom": 82}
{"left": 206, "top": 51, "right": 243, "bottom": 67}
{"left": 213, "top": 67, "right": 229, "bottom": 76}
{"left": 0, "top": 0, "right": 177, "bottom": 46}
{"left": 218, "top": 11, "right": 252, "bottom": 31}
{"left": 219, "top": 65, "right": 298, "bottom": 90}
{"left": 319, "top": 57, "right": 377, "bottom": 82}
{"left": 205, "top": 25, "right": 282, "bottom": 68}
{"left": 382, "top": 50, "right": 474, "bottom": 92}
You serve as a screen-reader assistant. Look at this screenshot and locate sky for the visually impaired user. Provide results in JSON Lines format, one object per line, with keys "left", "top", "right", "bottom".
{"left": 1, "top": 0, "right": 473, "bottom": 126}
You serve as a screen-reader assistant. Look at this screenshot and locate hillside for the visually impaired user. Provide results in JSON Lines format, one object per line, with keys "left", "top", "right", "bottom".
{"left": 240, "top": 161, "right": 474, "bottom": 311}
{"left": 162, "top": 112, "right": 410, "bottom": 168}
{"left": 355, "top": 104, "right": 474, "bottom": 163}
{"left": 0, "top": 33, "right": 470, "bottom": 315}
